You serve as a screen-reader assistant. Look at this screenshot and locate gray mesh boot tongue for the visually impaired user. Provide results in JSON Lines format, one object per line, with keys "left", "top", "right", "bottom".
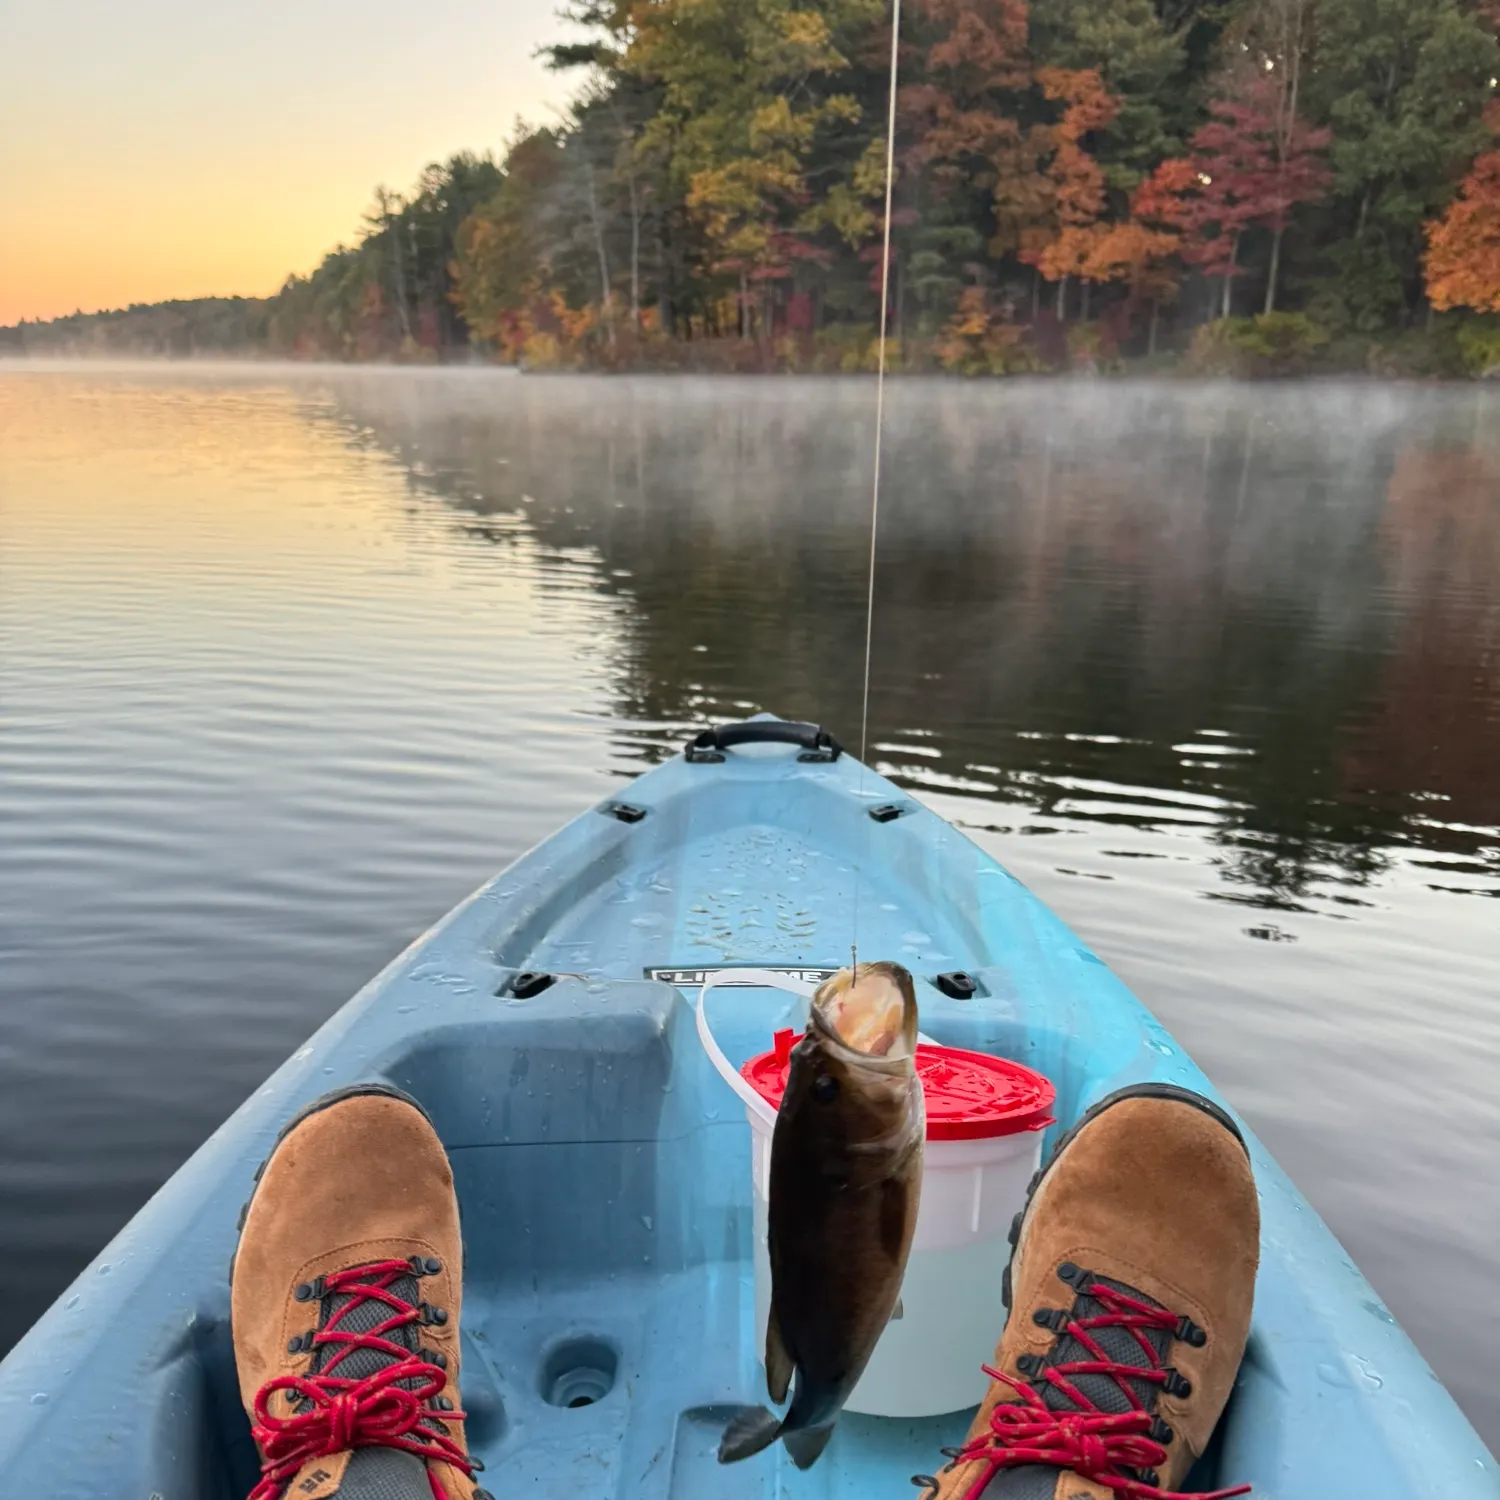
{"left": 975, "top": 1267, "right": 1179, "bottom": 1500}
{"left": 302, "top": 1268, "right": 440, "bottom": 1500}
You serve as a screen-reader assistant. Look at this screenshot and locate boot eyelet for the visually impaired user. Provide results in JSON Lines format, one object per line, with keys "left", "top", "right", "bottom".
{"left": 1016, "top": 1353, "right": 1043, "bottom": 1376}
{"left": 423, "top": 1256, "right": 442, "bottom": 1275}
{"left": 1139, "top": 1469, "right": 1159, "bottom": 1485}
{"left": 422, "top": 1347, "right": 448, "bottom": 1369}
{"left": 1175, "top": 1314, "right": 1207, "bottom": 1347}
{"left": 294, "top": 1282, "right": 314, "bottom": 1302}
{"left": 1057, "top": 1261, "right": 1087, "bottom": 1287}
{"left": 1149, "top": 1416, "right": 1174, "bottom": 1444}
{"left": 432, "top": 1395, "right": 454, "bottom": 1411}
{"left": 1163, "top": 1369, "right": 1193, "bottom": 1398}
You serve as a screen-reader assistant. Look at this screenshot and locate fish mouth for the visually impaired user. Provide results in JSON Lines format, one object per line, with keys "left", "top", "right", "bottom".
{"left": 813, "top": 962, "right": 918, "bottom": 1060}
{"left": 804, "top": 1004, "right": 917, "bottom": 1073}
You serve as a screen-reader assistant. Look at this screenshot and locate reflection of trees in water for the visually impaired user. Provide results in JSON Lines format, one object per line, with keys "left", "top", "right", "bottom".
{"left": 1331, "top": 436, "right": 1500, "bottom": 898}
{"left": 315, "top": 375, "right": 1499, "bottom": 902}
{"left": 1346, "top": 442, "right": 1500, "bottom": 834}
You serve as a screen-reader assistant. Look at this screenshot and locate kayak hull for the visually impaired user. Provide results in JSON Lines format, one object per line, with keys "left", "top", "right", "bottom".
{"left": 0, "top": 725, "right": 1492, "bottom": 1498}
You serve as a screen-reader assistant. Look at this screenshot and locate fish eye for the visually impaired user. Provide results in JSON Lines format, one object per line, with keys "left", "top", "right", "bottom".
{"left": 811, "top": 1074, "right": 839, "bottom": 1103}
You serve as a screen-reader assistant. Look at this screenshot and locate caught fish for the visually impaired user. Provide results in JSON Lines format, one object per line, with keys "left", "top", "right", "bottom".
{"left": 719, "top": 961, "right": 924, "bottom": 1469}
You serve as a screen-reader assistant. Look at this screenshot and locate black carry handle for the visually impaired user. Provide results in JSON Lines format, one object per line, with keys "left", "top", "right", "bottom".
{"left": 685, "top": 719, "right": 843, "bottom": 764}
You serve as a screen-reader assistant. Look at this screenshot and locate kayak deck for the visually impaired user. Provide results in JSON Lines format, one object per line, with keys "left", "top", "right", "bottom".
{"left": 0, "top": 725, "right": 1492, "bottom": 1499}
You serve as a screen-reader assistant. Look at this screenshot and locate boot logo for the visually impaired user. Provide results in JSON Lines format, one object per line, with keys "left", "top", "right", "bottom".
{"left": 299, "top": 1471, "right": 333, "bottom": 1493}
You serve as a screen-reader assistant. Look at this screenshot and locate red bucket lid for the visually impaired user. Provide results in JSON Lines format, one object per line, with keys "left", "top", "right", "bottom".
{"left": 741, "top": 1031, "right": 1056, "bottom": 1141}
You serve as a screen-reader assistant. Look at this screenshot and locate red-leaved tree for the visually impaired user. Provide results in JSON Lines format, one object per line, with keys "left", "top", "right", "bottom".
{"left": 901, "top": 0, "right": 1030, "bottom": 182}
{"left": 1136, "top": 74, "right": 1330, "bottom": 318}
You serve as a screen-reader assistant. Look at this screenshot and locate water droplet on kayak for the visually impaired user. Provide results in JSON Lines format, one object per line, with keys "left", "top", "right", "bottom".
{"left": 1351, "top": 1356, "right": 1384, "bottom": 1389}
{"left": 29, "top": 1393, "right": 48, "bottom": 1406}
{"left": 64, "top": 1296, "right": 80, "bottom": 1311}
{"left": 97, "top": 1264, "right": 111, "bottom": 1276}
{"left": 396, "top": 1005, "right": 416, "bottom": 1015}
{"left": 1146, "top": 1039, "right": 1173, "bottom": 1056}
{"left": 641, "top": 1215, "right": 653, "bottom": 1230}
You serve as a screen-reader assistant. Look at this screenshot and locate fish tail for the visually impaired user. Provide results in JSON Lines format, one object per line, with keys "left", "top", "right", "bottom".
{"left": 783, "top": 1423, "right": 836, "bottom": 1470}
{"left": 717, "top": 1405, "right": 784, "bottom": 1464}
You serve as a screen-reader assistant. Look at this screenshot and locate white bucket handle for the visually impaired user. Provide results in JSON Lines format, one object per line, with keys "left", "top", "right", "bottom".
{"left": 694, "top": 968, "right": 818, "bottom": 1128}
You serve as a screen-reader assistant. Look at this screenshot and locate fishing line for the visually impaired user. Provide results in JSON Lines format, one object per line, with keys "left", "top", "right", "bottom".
{"left": 851, "top": 0, "right": 902, "bottom": 974}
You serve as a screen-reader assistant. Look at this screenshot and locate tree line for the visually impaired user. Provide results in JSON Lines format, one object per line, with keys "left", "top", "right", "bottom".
{"left": 7, "top": 0, "right": 1499, "bottom": 374}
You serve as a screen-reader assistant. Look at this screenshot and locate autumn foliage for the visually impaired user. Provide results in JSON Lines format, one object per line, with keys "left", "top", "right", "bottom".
{"left": 1021, "top": 69, "right": 1119, "bottom": 292}
{"left": 1425, "top": 102, "right": 1500, "bottom": 314}
{"left": 15, "top": 0, "right": 1499, "bottom": 371}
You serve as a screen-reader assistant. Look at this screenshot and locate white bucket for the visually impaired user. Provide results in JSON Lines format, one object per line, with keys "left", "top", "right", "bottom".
{"left": 696, "top": 970, "right": 1054, "bottom": 1419}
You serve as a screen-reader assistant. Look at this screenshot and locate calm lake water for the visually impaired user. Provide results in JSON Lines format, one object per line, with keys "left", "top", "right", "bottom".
{"left": 1, "top": 363, "right": 1497, "bottom": 1445}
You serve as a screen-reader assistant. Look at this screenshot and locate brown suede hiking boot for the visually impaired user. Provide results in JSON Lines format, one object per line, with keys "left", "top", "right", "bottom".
{"left": 230, "top": 1084, "right": 488, "bottom": 1500}
{"left": 915, "top": 1084, "right": 1259, "bottom": 1500}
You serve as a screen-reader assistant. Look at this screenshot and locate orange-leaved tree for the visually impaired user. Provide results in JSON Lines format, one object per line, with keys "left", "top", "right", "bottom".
{"left": 1021, "top": 67, "right": 1120, "bottom": 318}
{"left": 1425, "top": 102, "right": 1500, "bottom": 314}
{"left": 1084, "top": 223, "right": 1182, "bottom": 350}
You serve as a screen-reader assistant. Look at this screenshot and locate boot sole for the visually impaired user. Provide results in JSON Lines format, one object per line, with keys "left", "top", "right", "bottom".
{"left": 1002, "top": 1082, "right": 1249, "bottom": 1315}
{"left": 227, "top": 1082, "right": 434, "bottom": 1288}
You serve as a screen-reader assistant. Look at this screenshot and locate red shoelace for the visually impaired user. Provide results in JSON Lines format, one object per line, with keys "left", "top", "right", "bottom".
{"left": 249, "top": 1260, "right": 473, "bottom": 1500}
{"left": 943, "top": 1280, "right": 1250, "bottom": 1500}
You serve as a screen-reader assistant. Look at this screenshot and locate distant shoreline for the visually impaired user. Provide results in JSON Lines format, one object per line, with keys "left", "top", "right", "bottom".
{"left": 4, "top": 348, "right": 1497, "bottom": 383}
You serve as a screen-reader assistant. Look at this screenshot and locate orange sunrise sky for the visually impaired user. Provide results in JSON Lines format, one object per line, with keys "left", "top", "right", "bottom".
{"left": 0, "top": 0, "right": 580, "bottom": 326}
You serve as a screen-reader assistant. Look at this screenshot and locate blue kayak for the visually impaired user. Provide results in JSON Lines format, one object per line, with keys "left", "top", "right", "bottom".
{"left": 0, "top": 717, "right": 1493, "bottom": 1499}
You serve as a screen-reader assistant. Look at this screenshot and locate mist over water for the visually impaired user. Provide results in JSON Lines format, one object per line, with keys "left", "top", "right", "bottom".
{"left": 1, "top": 363, "right": 1497, "bottom": 1444}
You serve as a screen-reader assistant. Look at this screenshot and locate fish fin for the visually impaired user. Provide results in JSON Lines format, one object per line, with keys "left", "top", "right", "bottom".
{"left": 765, "top": 1302, "right": 793, "bottom": 1404}
{"left": 783, "top": 1423, "right": 837, "bottom": 1470}
{"left": 717, "top": 1405, "right": 783, "bottom": 1465}
{"left": 890, "top": 1295, "right": 904, "bottom": 1321}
